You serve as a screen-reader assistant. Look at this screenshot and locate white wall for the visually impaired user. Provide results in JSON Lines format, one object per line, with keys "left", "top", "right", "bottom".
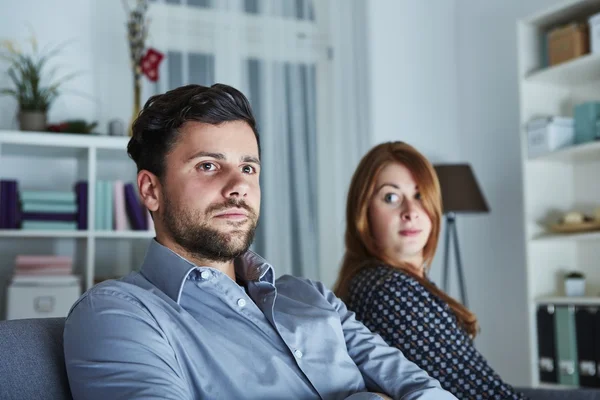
{"left": 0, "top": 0, "right": 98, "bottom": 129}
{"left": 367, "top": 0, "right": 461, "bottom": 288}
{"left": 455, "top": 0, "right": 562, "bottom": 387}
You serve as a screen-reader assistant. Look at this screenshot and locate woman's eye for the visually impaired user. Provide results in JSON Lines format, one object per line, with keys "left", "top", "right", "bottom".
{"left": 198, "top": 163, "right": 217, "bottom": 171}
{"left": 415, "top": 192, "right": 422, "bottom": 201}
{"left": 242, "top": 165, "right": 256, "bottom": 174}
{"left": 384, "top": 193, "right": 399, "bottom": 203}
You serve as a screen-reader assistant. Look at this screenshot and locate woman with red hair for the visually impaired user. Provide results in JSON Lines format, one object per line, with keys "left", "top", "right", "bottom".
{"left": 333, "top": 141, "right": 525, "bottom": 399}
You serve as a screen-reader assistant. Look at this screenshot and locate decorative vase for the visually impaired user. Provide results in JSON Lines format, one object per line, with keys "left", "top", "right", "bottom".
{"left": 129, "top": 74, "right": 142, "bottom": 137}
{"left": 18, "top": 110, "right": 47, "bottom": 132}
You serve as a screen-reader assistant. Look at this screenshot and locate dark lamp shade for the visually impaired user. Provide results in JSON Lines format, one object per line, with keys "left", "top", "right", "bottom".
{"left": 433, "top": 164, "right": 489, "bottom": 214}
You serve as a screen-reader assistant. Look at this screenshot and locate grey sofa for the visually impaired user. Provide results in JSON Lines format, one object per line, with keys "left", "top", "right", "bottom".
{"left": 1, "top": 317, "right": 599, "bottom": 400}
{"left": 0, "top": 318, "right": 72, "bottom": 400}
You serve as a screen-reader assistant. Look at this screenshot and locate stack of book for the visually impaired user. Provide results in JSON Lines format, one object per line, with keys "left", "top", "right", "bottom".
{"left": 20, "top": 190, "right": 78, "bottom": 230}
{"left": 11, "top": 254, "right": 79, "bottom": 285}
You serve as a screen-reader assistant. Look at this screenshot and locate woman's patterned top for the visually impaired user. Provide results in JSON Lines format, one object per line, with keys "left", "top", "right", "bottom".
{"left": 347, "top": 264, "right": 527, "bottom": 400}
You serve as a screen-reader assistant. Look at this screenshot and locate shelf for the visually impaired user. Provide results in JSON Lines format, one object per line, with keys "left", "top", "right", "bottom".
{"left": 536, "top": 296, "right": 600, "bottom": 305}
{"left": 0, "top": 230, "right": 154, "bottom": 239}
{"left": 535, "top": 382, "right": 579, "bottom": 390}
{"left": 525, "top": 0, "right": 600, "bottom": 26}
{"left": 525, "top": 53, "right": 600, "bottom": 86}
{"left": 0, "top": 230, "right": 88, "bottom": 238}
{"left": 93, "top": 230, "right": 154, "bottom": 239}
{"left": 528, "top": 140, "right": 600, "bottom": 163}
{"left": 0, "top": 130, "right": 130, "bottom": 151}
{"left": 532, "top": 229, "right": 600, "bottom": 242}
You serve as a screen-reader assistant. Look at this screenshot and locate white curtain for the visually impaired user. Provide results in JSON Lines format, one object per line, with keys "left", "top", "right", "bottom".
{"left": 248, "top": 60, "right": 319, "bottom": 279}
{"left": 316, "top": 0, "right": 372, "bottom": 287}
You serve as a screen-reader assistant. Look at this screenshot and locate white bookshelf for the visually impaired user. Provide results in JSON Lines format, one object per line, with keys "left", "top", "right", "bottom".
{"left": 528, "top": 140, "right": 600, "bottom": 163}
{"left": 536, "top": 296, "right": 600, "bottom": 306}
{"left": 533, "top": 230, "right": 600, "bottom": 242}
{"left": 0, "top": 130, "right": 154, "bottom": 307}
{"left": 518, "top": 0, "right": 600, "bottom": 388}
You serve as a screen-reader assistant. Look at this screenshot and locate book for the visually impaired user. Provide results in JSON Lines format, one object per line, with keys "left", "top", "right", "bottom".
{"left": 124, "top": 183, "right": 145, "bottom": 230}
{"left": 21, "top": 212, "right": 77, "bottom": 222}
{"left": 20, "top": 190, "right": 76, "bottom": 203}
{"left": 75, "top": 181, "right": 88, "bottom": 230}
{"left": 114, "top": 180, "right": 128, "bottom": 230}
{"left": 21, "top": 221, "right": 78, "bottom": 230}
{"left": 21, "top": 202, "right": 77, "bottom": 213}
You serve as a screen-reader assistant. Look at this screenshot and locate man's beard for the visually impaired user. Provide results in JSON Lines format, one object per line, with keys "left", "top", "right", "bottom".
{"left": 162, "top": 196, "right": 258, "bottom": 263}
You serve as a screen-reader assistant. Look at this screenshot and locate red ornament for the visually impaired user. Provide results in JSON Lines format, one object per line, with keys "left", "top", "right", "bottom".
{"left": 140, "top": 48, "right": 164, "bottom": 82}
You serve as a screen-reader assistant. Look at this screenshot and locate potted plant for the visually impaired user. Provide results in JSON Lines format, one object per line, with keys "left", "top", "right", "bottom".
{"left": 0, "top": 37, "right": 77, "bottom": 131}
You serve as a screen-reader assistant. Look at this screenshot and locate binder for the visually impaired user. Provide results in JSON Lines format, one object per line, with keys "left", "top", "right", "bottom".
{"left": 575, "top": 306, "right": 600, "bottom": 387}
{"left": 537, "top": 304, "right": 558, "bottom": 383}
{"left": 555, "top": 305, "right": 579, "bottom": 386}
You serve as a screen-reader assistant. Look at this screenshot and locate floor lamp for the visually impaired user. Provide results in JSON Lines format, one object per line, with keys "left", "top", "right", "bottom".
{"left": 433, "top": 164, "right": 489, "bottom": 307}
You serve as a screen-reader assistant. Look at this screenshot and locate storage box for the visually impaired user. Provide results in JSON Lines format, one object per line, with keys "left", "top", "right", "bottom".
{"left": 547, "top": 23, "right": 589, "bottom": 66}
{"left": 574, "top": 102, "right": 600, "bottom": 144}
{"left": 526, "top": 117, "right": 574, "bottom": 158}
{"left": 6, "top": 280, "right": 81, "bottom": 320}
{"left": 589, "top": 12, "right": 600, "bottom": 54}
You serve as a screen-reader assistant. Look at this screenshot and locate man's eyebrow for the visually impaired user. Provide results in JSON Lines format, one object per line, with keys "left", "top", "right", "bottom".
{"left": 242, "top": 155, "right": 261, "bottom": 166}
{"left": 185, "top": 151, "right": 226, "bottom": 163}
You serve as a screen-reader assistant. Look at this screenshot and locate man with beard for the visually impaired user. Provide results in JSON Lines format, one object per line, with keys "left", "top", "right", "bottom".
{"left": 63, "top": 84, "right": 455, "bottom": 400}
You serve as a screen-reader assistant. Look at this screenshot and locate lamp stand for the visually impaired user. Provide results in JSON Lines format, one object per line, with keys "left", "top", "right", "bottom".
{"left": 442, "top": 212, "right": 468, "bottom": 307}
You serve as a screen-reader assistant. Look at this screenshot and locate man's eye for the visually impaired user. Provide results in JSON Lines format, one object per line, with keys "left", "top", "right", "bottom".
{"left": 384, "top": 193, "right": 399, "bottom": 203}
{"left": 242, "top": 165, "right": 256, "bottom": 174}
{"left": 198, "top": 163, "right": 216, "bottom": 171}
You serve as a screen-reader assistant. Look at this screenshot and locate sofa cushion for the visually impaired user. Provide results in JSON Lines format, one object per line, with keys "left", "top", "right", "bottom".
{"left": 0, "top": 317, "right": 72, "bottom": 400}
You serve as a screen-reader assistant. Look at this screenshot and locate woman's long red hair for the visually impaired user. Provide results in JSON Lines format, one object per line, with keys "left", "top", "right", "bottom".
{"left": 332, "top": 141, "right": 478, "bottom": 337}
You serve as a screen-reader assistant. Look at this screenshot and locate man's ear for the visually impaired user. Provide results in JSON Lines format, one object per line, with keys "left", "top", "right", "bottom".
{"left": 138, "top": 170, "right": 161, "bottom": 213}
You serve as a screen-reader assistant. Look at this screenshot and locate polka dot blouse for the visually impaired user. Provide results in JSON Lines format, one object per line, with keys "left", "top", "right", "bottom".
{"left": 347, "top": 264, "right": 526, "bottom": 400}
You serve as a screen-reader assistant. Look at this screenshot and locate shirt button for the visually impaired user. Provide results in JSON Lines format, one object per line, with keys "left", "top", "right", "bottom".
{"left": 237, "top": 298, "right": 247, "bottom": 308}
{"left": 200, "top": 271, "right": 211, "bottom": 280}
{"left": 293, "top": 349, "right": 303, "bottom": 359}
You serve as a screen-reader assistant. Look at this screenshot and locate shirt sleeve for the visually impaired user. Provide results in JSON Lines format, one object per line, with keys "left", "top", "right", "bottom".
{"left": 308, "top": 280, "right": 457, "bottom": 400}
{"left": 63, "top": 289, "right": 192, "bottom": 400}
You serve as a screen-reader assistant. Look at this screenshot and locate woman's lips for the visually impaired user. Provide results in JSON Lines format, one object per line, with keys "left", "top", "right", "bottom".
{"left": 399, "top": 229, "right": 421, "bottom": 237}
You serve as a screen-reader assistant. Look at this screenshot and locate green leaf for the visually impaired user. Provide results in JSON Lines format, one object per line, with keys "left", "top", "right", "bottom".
{"left": 0, "top": 88, "right": 17, "bottom": 97}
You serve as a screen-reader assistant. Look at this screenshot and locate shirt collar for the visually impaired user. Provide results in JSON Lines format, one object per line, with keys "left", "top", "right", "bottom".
{"left": 139, "top": 239, "right": 275, "bottom": 304}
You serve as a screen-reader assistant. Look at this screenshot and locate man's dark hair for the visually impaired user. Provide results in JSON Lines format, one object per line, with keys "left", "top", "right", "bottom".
{"left": 127, "top": 83, "right": 260, "bottom": 179}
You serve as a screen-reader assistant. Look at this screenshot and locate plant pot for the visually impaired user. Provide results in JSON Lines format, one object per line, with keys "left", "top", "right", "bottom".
{"left": 565, "top": 277, "right": 585, "bottom": 296}
{"left": 19, "top": 110, "right": 47, "bottom": 132}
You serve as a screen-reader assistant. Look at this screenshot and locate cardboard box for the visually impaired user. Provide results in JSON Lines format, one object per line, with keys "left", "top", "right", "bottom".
{"left": 547, "top": 23, "right": 589, "bottom": 66}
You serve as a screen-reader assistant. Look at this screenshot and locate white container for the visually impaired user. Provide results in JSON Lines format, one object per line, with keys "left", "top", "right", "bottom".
{"left": 565, "top": 278, "right": 585, "bottom": 297}
{"left": 526, "top": 117, "right": 575, "bottom": 158}
{"left": 6, "top": 280, "right": 81, "bottom": 320}
{"left": 589, "top": 12, "right": 600, "bottom": 54}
